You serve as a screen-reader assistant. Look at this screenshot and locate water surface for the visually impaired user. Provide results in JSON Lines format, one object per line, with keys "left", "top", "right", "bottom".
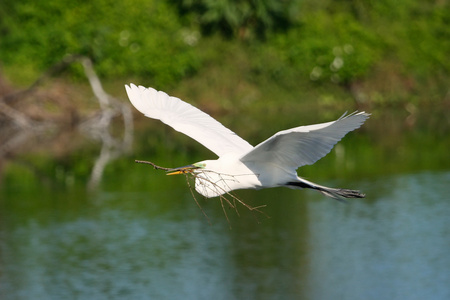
{"left": 1, "top": 170, "right": 449, "bottom": 299}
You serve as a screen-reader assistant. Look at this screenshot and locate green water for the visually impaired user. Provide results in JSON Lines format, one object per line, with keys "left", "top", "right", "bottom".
{"left": 1, "top": 108, "right": 449, "bottom": 299}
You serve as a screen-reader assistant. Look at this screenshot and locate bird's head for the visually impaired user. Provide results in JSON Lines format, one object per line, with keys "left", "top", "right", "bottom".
{"left": 166, "top": 162, "right": 206, "bottom": 175}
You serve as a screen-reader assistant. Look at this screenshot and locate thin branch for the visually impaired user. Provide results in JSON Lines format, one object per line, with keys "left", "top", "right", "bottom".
{"left": 1, "top": 54, "right": 83, "bottom": 104}
{"left": 0, "top": 54, "right": 133, "bottom": 192}
{"left": 135, "top": 159, "right": 269, "bottom": 224}
{"left": 0, "top": 102, "right": 33, "bottom": 128}
{"left": 185, "top": 173, "right": 211, "bottom": 225}
{"left": 135, "top": 160, "right": 172, "bottom": 171}
{"left": 81, "top": 58, "right": 111, "bottom": 110}
{"left": 80, "top": 56, "right": 133, "bottom": 189}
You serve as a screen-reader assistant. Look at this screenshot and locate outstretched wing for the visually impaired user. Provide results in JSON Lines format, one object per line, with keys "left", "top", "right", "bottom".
{"left": 240, "top": 111, "right": 370, "bottom": 170}
{"left": 125, "top": 84, "right": 253, "bottom": 157}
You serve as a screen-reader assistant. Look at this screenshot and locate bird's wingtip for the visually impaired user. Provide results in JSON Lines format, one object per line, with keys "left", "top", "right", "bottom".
{"left": 125, "top": 83, "right": 139, "bottom": 89}
{"left": 346, "top": 110, "right": 371, "bottom": 119}
{"left": 124, "top": 83, "right": 135, "bottom": 92}
{"left": 358, "top": 111, "right": 371, "bottom": 118}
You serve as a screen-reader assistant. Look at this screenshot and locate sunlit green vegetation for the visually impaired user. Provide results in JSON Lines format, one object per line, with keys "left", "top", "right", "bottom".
{"left": 0, "top": 0, "right": 199, "bottom": 86}
{"left": 1, "top": 0, "right": 448, "bottom": 103}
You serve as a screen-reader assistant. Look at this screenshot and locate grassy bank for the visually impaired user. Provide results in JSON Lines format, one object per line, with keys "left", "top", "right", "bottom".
{"left": 1, "top": 0, "right": 448, "bottom": 106}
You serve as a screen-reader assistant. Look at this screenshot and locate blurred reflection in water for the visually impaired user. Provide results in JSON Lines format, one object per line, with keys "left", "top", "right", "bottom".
{"left": 0, "top": 171, "right": 449, "bottom": 300}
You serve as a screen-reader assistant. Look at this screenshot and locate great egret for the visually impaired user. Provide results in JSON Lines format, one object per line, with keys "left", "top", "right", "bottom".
{"left": 126, "top": 84, "right": 369, "bottom": 201}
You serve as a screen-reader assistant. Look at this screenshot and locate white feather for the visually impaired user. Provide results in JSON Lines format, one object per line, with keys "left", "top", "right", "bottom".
{"left": 125, "top": 84, "right": 253, "bottom": 157}
{"left": 241, "top": 111, "right": 370, "bottom": 171}
{"left": 126, "top": 84, "right": 370, "bottom": 200}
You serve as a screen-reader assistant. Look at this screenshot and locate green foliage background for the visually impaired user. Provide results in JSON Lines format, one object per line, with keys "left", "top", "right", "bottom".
{"left": 0, "top": 0, "right": 199, "bottom": 86}
{"left": 0, "top": 0, "right": 448, "bottom": 102}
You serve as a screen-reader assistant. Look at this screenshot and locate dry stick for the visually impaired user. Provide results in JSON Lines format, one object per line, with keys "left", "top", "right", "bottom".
{"left": 191, "top": 171, "right": 270, "bottom": 221}
{"left": 220, "top": 196, "right": 231, "bottom": 228}
{"left": 189, "top": 171, "right": 235, "bottom": 227}
{"left": 135, "top": 160, "right": 269, "bottom": 222}
{"left": 188, "top": 171, "right": 234, "bottom": 225}
{"left": 135, "top": 160, "right": 171, "bottom": 171}
{"left": 82, "top": 57, "right": 132, "bottom": 189}
{"left": 136, "top": 159, "right": 215, "bottom": 224}
{"left": 0, "top": 56, "right": 81, "bottom": 126}
{"left": 135, "top": 159, "right": 269, "bottom": 223}
{"left": 0, "top": 102, "right": 33, "bottom": 128}
{"left": 184, "top": 174, "right": 211, "bottom": 225}
{"left": 189, "top": 170, "right": 268, "bottom": 213}
{"left": 1, "top": 54, "right": 83, "bottom": 104}
{"left": 135, "top": 160, "right": 269, "bottom": 224}
{"left": 195, "top": 170, "right": 267, "bottom": 212}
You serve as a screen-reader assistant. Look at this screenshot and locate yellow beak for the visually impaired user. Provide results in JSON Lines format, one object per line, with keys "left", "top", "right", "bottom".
{"left": 166, "top": 164, "right": 199, "bottom": 175}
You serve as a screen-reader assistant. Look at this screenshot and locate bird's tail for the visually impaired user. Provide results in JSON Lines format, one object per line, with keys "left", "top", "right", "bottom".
{"left": 317, "top": 187, "right": 365, "bottom": 201}
{"left": 287, "top": 178, "right": 365, "bottom": 202}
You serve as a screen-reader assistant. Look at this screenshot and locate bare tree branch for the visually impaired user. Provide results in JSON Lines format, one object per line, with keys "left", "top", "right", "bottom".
{"left": 0, "top": 54, "right": 83, "bottom": 104}
{"left": 133, "top": 159, "right": 268, "bottom": 225}
{"left": 0, "top": 54, "right": 133, "bottom": 192}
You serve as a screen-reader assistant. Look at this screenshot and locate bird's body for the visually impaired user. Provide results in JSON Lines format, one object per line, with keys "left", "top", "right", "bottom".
{"left": 193, "top": 154, "right": 263, "bottom": 198}
{"left": 126, "top": 84, "right": 370, "bottom": 201}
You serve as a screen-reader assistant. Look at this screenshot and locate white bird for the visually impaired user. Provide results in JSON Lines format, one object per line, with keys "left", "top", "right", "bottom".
{"left": 125, "top": 84, "right": 370, "bottom": 201}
